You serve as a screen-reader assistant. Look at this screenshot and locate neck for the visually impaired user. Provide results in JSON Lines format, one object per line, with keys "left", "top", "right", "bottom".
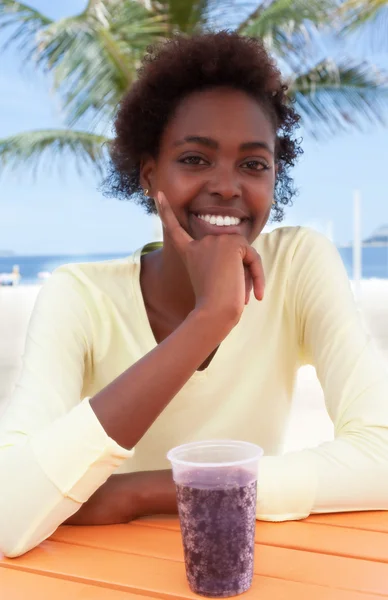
{"left": 142, "top": 237, "right": 196, "bottom": 324}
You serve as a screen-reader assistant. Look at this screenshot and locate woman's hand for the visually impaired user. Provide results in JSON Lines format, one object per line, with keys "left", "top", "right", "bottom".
{"left": 64, "top": 473, "right": 140, "bottom": 525}
{"left": 64, "top": 470, "right": 177, "bottom": 526}
{"left": 157, "top": 191, "right": 265, "bottom": 329}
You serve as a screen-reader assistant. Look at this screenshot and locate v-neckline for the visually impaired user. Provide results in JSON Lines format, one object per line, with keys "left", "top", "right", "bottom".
{"left": 130, "top": 245, "right": 232, "bottom": 380}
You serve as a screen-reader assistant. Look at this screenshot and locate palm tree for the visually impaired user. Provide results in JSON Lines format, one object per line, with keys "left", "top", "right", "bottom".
{"left": 1, "top": 0, "right": 388, "bottom": 180}
{"left": 340, "top": 0, "right": 388, "bottom": 48}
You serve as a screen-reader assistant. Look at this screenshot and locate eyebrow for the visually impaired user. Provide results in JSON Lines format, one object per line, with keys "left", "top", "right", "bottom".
{"left": 173, "top": 135, "right": 274, "bottom": 155}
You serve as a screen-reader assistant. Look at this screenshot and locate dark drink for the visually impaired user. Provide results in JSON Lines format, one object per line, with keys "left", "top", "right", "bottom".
{"left": 176, "top": 469, "right": 257, "bottom": 597}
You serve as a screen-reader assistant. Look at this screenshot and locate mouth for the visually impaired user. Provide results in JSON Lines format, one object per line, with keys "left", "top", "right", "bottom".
{"left": 190, "top": 211, "right": 251, "bottom": 237}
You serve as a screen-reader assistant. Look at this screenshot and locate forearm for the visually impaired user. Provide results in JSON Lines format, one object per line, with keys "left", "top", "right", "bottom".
{"left": 90, "top": 308, "right": 230, "bottom": 449}
{"left": 64, "top": 473, "right": 138, "bottom": 525}
{"left": 130, "top": 469, "right": 178, "bottom": 517}
{"left": 64, "top": 470, "right": 177, "bottom": 526}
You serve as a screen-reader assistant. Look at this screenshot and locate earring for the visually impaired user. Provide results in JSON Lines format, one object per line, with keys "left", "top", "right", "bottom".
{"left": 272, "top": 200, "right": 276, "bottom": 205}
{"left": 144, "top": 188, "right": 149, "bottom": 196}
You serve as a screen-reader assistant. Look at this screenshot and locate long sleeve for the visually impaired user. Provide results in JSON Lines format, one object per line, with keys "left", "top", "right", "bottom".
{"left": 0, "top": 269, "right": 132, "bottom": 558}
{"left": 256, "top": 228, "right": 388, "bottom": 521}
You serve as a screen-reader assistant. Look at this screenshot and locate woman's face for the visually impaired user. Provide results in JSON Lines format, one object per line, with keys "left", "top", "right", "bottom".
{"left": 141, "top": 87, "right": 277, "bottom": 245}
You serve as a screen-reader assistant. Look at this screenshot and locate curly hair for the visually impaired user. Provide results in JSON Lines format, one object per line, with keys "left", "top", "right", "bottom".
{"left": 103, "top": 31, "right": 302, "bottom": 222}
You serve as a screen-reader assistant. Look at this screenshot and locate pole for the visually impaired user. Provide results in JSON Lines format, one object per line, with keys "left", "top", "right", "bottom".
{"left": 326, "top": 220, "right": 334, "bottom": 243}
{"left": 353, "top": 190, "right": 362, "bottom": 300}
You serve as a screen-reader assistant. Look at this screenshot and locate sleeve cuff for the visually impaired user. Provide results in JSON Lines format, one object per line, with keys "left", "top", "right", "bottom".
{"left": 256, "top": 452, "right": 318, "bottom": 521}
{"left": 30, "top": 398, "right": 134, "bottom": 503}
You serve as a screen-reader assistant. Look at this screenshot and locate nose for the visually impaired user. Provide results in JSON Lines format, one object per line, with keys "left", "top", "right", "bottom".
{"left": 206, "top": 164, "right": 241, "bottom": 201}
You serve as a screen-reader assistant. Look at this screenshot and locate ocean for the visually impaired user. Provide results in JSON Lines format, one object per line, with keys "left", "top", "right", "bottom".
{"left": 1, "top": 246, "right": 388, "bottom": 285}
{"left": 0, "top": 252, "right": 128, "bottom": 285}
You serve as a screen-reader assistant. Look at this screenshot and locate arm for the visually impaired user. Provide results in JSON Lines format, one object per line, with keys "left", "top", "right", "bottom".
{"left": 64, "top": 470, "right": 177, "bottom": 525}
{"left": 1, "top": 194, "right": 265, "bottom": 556}
{"left": 90, "top": 306, "right": 230, "bottom": 450}
{"left": 256, "top": 228, "right": 388, "bottom": 521}
{"left": 89, "top": 192, "right": 264, "bottom": 450}
{"left": 0, "top": 269, "right": 130, "bottom": 556}
{"left": 0, "top": 268, "right": 226, "bottom": 557}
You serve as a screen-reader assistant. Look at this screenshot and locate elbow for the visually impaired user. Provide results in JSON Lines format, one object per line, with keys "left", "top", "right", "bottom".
{"left": 0, "top": 497, "right": 82, "bottom": 558}
{"left": 0, "top": 445, "right": 80, "bottom": 558}
{"left": 0, "top": 504, "right": 77, "bottom": 558}
{"left": 0, "top": 516, "right": 64, "bottom": 558}
{"left": 0, "top": 534, "right": 37, "bottom": 558}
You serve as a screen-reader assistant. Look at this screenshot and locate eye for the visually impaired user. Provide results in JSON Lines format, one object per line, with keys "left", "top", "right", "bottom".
{"left": 242, "top": 159, "right": 270, "bottom": 171}
{"left": 179, "top": 155, "right": 208, "bottom": 166}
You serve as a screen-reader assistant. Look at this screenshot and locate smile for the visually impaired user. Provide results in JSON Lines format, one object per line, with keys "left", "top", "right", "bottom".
{"left": 195, "top": 213, "right": 244, "bottom": 227}
{"left": 190, "top": 212, "right": 250, "bottom": 236}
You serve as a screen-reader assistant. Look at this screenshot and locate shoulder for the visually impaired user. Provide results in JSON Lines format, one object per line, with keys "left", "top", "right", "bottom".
{"left": 252, "top": 227, "right": 346, "bottom": 301}
{"left": 253, "top": 226, "right": 340, "bottom": 271}
{"left": 253, "top": 226, "right": 339, "bottom": 265}
{"left": 35, "top": 250, "right": 142, "bottom": 314}
{"left": 254, "top": 225, "right": 333, "bottom": 252}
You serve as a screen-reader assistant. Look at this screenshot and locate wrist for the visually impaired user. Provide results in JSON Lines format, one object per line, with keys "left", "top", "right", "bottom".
{"left": 190, "top": 304, "right": 237, "bottom": 340}
{"left": 129, "top": 470, "right": 177, "bottom": 519}
{"left": 65, "top": 474, "right": 138, "bottom": 525}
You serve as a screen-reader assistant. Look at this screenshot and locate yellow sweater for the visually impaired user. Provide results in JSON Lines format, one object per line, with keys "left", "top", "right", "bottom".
{"left": 1, "top": 226, "right": 388, "bottom": 557}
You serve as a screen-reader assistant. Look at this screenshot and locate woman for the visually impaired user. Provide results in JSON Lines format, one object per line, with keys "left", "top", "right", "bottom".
{"left": 1, "top": 32, "right": 388, "bottom": 558}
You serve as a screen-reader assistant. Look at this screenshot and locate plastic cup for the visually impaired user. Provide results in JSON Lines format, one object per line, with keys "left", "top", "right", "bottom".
{"left": 167, "top": 440, "right": 263, "bottom": 598}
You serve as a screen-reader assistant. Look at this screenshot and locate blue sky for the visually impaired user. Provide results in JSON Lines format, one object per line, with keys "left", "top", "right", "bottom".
{"left": 0, "top": 0, "right": 387, "bottom": 255}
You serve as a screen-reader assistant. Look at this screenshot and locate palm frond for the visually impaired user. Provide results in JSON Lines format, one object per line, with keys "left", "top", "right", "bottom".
{"left": 151, "top": 0, "right": 210, "bottom": 33}
{"left": 205, "top": 0, "right": 259, "bottom": 30}
{"left": 339, "top": 0, "right": 388, "bottom": 50}
{"left": 35, "top": 1, "right": 167, "bottom": 128}
{"left": 340, "top": 0, "right": 387, "bottom": 28}
{"left": 237, "top": 0, "right": 336, "bottom": 55}
{"left": 289, "top": 58, "right": 388, "bottom": 137}
{"left": 0, "top": 129, "right": 110, "bottom": 179}
{"left": 0, "top": 0, "right": 52, "bottom": 60}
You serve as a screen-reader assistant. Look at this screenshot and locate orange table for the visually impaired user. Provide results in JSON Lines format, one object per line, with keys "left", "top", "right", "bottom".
{"left": 2, "top": 511, "right": 388, "bottom": 599}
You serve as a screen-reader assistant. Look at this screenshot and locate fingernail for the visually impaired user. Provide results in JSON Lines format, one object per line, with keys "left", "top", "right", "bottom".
{"left": 156, "top": 192, "right": 164, "bottom": 206}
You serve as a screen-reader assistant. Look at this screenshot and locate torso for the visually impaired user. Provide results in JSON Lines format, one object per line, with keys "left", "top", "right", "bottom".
{"left": 144, "top": 299, "right": 220, "bottom": 371}
{"left": 74, "top": 225, "right": 306, "bottom": 472}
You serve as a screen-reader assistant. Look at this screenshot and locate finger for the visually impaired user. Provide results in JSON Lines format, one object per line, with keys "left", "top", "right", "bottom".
{"left": 244, "top": 267, "right": 252, "bottom": 305}
{"left": 156, "top": 192, "right": 193, "bottom": 252}
{"left": 242, "top": 246, "right": 265, "bottom": 301}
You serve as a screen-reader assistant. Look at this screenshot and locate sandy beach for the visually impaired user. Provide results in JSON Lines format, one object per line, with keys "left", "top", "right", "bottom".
{"left": 1, "top": 280, "right": 387, "bottom": 452}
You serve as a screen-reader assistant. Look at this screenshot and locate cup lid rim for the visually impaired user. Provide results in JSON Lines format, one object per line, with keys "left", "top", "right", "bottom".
{"left": 167, "top": 439, "right": 263, "bottom": 468}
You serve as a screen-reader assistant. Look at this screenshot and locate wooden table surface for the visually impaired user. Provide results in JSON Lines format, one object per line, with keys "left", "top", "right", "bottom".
{"left": 2, "top": 511, "right": 388, "bottom": 599}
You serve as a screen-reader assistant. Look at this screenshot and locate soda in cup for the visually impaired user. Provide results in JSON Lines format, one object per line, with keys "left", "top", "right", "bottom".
{"left": 167, "top": 440, "right": 263, "bottom": 597}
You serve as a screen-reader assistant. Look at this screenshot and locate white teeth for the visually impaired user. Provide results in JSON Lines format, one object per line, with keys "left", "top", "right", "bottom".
{"left": 196, "top": 214, "right": 242, "bottom": 226}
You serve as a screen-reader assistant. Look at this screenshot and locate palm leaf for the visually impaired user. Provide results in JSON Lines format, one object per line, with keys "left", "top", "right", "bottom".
{"left": 237, "top": 0, "right": 336, "bottom": 58}
{"left": 0, "top": 129, "right": 110, "bottom": 179}
{"left": 149, "top": 0, "right": 252, "bottom": 33}
{"left": 290, "top": 58, "right": 388, "bottom": 137}
{"left": 0, "top": 0, "right": 52, "bottom": 61}
{"left": 35, "top": 2, "right": 166, "bottom": 128}
{"left": 206, "top": 0, "right": 258, "bottom": 30}
{"left": 339, "top": 0, "right": 388, "bottom": 50}
{"left": 38, "top": 23, "right": 131, "bottom": 128}
{"left": 340, "top": 0, "right": 388, "bottom": 28}
{"left": 150, "top": 0, "right": 210, "bottom": 33}
{"left": 0, "top": 0, "right": 166, "bottom": 128}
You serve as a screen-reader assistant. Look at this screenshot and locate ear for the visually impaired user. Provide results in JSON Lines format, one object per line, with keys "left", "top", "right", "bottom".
{"left": 140, "top": 156, "right": 156, "bottom": 196}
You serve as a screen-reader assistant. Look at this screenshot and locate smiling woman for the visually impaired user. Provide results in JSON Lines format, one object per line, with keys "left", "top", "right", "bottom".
{"left": 2, "top": 31, "right": 388, "bottom": 560}
{"left": 103, "top": 32, "right": 302, "bottom": 224}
